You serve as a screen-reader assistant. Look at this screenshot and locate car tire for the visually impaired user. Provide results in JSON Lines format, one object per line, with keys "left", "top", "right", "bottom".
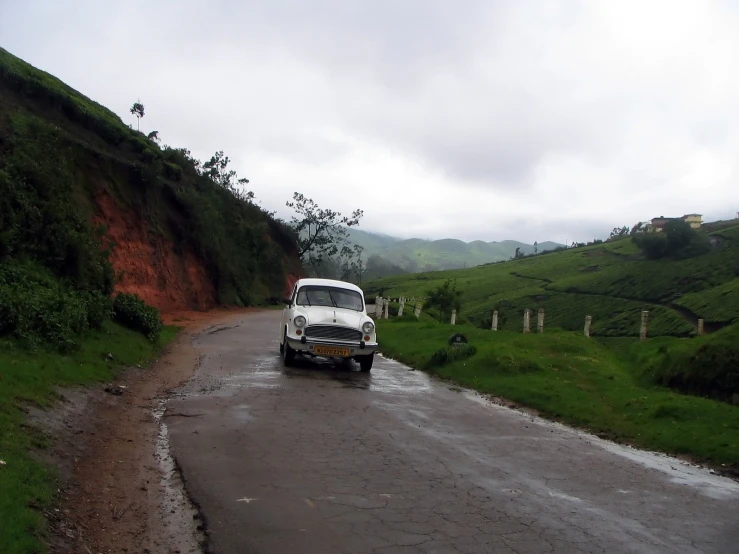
{"left": 283, "top": 330, "right": 295, "bottom": 366}
{"left": 358, "top": 353, "right": 374, "bottom": 372}
{"left": 279, "top": 338, "right": 284, "bottom": 355}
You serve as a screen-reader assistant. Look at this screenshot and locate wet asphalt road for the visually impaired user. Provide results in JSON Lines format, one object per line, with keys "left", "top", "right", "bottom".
{"left": 167, "top": 311, "right": 739, "bottom": 554}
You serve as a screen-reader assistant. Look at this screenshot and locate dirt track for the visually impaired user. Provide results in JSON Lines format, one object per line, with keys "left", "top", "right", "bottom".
{"left": 47, "top": 309, "right": 253, "bottom": 554}
{"left": 49, "top": 309, "right": 739, "bottom": 553}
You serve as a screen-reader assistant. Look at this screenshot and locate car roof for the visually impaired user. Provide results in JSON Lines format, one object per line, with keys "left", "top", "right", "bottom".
{"left": 296, "top": 278, "right": 364, "bottom": 294}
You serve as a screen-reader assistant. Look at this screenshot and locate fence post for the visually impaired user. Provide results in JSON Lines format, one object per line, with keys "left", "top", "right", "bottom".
{"left": 383, "top": 299, "right": 389, "bottom": 319}
{"left": 414, "top": 303, "right": 422, "bottom": 318}
{"left": 697, "top": 319, "right": 704, "bottom": 336}
{"left": 523, "top": 309, "right": 531, "bottom": 333}
{"left": 640, "top": 310, "right": 649, "bottom": 341}
{"left": 491, "top": 310, "right": 498, "bottom": 331}
{"left": 375, "top": 297, "right": 382, "bottom": 317}
{"left": 451, "top": 309, "right": 457, "bottom": 325}
{"left": 584, "top": 315, "right": 592, "bottom": 337}
{"left": 537, "top": 308, "right": 545, "bottom": 333}
{"left": 398, "top": 302, "right": 404, "bottom": 317}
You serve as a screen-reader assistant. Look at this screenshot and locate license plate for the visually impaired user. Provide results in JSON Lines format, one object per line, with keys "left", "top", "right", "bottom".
{"left": 314, "top": 346, "right": 350, "bottom": 357}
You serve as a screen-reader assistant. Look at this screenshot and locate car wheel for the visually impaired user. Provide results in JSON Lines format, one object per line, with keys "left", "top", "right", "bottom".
{"left": 358, "top": 353, "right": 374, "bottom": 372}
{"left": 283, "top": 330, "right": 295, "bottom": 366}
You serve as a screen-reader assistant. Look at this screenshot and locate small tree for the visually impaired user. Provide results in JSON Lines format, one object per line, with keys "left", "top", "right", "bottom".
{"left": 609, "top": 225, "right": 629, "bottom": 240}
{"left": 201, "top": 151, "right": 254, "bottom": 203}
{"left": 664, "top": 219, "right": 693, "bottom": 253}
{"left": 286, "top": 192, "right": 363, "bottom": 265}
{"left": 147, "top": 130, "right": 160, "bottom": 143}
{"left": 534, "top": 241, "right": 538, "bottom": 254}
{"left": 425, "top": 279, "right": 462, "bottom": 322}
{"left": 130, "top": 100, "right": 145, "bottom": 131}
{"left": 351, "top": 244, "right": 366, "bottom": 285}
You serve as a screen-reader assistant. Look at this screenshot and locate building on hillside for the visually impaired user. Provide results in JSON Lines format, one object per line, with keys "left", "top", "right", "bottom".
{"left": 647, "top": 213, "right": 703, "bottom": 232}
{"left": 683, "top": 213, "right": 703, "bottom": 229}
{"left": 649, "top": 216, "right": 671, "bottom": 232}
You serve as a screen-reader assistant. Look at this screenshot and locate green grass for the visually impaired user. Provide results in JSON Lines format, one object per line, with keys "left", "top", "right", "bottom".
{"left": 675, "top": 278, "right": 739, "bottom": 325}
{"left": 0, "top": 322, "right": 178, "bottom": 554}
{"left": 377, "top": 319, "right": 739, "bottom": 467}
{"left": 366, "top": 229, "right": 739, "bottom": 336}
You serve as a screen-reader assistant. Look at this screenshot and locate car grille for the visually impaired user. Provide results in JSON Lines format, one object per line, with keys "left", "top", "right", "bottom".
{"left": 305, "top": 325, "right": 362, "bottom": 341}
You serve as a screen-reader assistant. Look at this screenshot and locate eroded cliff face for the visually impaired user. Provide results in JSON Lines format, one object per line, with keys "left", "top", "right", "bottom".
{"left": 94, "top": 193, "right": 216, "bottom": 312}
{"left": 1, "top": 45, "right": 303, "bottom": 319}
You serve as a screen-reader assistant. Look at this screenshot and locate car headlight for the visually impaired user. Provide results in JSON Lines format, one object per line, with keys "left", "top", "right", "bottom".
{"left": 294, "top": 315, "right": 307, "bottom": 328}
{"left": 362, "top": 321, "right": 375, "bottom": 334}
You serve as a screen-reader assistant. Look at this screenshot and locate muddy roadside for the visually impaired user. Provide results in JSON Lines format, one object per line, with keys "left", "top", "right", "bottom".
{"left": 34, "top": 308, "right": 259, "bottom": 554}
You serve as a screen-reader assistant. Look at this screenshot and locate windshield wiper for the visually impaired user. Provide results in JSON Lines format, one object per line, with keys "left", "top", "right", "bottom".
{"left": 327, "top": 291, "right": 339, "bottom": 308}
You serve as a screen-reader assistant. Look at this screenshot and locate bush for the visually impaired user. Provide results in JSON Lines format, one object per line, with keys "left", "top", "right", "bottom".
{"left": 428, "top": 344, "right": 477, "bottom": 368}
{"left": 84, "top": 291, "right": 112, "bottom": 329}
{"left": 0, "top": 264, "right": 89, "bottom": 351}
{"left": 632, "top": 233, "right": 668, "bottom": 259}
{"left": 112, "top": 293, "right": 163, "bottom": 341}
{"left": 642, "top": 324, "right": 739, "bottom": 401}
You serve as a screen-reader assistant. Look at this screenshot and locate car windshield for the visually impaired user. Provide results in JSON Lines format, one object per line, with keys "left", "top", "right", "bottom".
{"left": 296, "top": 285, "right": 364, "bottom": 312}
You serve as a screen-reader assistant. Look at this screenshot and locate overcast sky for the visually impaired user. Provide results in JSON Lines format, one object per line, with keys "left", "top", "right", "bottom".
{"left": 2, "top": 0, "right": 738, "bottom": 244}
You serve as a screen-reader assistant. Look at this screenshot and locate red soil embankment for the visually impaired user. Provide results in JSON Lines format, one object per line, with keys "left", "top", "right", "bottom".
{"left": 94, "top": 193, "right": 216, "bottom": 313}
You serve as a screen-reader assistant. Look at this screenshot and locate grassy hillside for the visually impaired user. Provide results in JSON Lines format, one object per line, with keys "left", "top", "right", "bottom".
{"left": 345, "top": 228, "right": 561, "bottom": 273}
{"left": 366, "top": 226, "right": 739, "bottom": 337}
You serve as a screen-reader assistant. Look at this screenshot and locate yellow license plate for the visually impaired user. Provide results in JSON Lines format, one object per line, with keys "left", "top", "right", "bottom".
{"left": 314, "top": 346, "right": 350, "bottom": 357}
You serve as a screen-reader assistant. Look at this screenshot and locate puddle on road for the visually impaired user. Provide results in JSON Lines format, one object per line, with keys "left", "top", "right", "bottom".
{"left": 152, "top": 401, "right": 205, "bottom": 553}
{"left": 182, "top": 352, "right": 433, "bottom": 395}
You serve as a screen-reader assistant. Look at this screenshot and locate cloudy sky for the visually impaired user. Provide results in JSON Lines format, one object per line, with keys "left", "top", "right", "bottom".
{"left": 2, "top": 0, "right": 738, "bottom": 243}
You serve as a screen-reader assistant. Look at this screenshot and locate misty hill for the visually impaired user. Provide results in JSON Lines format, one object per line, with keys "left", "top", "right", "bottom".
{"left": 346, "top": 228, "right": 561, "bottom": 273}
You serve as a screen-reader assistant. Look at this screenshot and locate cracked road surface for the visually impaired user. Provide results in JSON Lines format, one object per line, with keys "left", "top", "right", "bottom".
{"left": 167, "top": 311, "right": 739, "bottom": 553}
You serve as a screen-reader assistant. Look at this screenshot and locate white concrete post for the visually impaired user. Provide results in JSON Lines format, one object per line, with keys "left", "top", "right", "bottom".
{"left": 398, "top": 302, "right": 404, "bottom": 317}
{"left": 697, "top": 319, "right": 704, "bottom": 336}
{"left": 451, "top": 309, "right": 457, "bottom": 325}
{"left": 537, "top": 308, "right": 544, "bottom": 333}
{"left": 375, "top": 297, "right": 382, "bottom": 317}
{"left": 640, "top": 310, "right": 649, "bottom": 342}
{"left": 491, "top": 310, "right": 498, "bottom": 331}
{"left": 523, "top": 309, "right": 531, "bottom": 333}
{"left": 414, "top": 303, "right": 422, "bottom": 318}
{"left": 383, "top": 299, "right": 390, "bottom": 319}
{"left": 584, "top": 315, "right": 592, "bottom": 337}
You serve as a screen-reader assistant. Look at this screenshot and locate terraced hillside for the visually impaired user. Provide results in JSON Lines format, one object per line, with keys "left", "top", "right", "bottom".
{"left": 365, "top": 225, "right": 739, "bottom": 337}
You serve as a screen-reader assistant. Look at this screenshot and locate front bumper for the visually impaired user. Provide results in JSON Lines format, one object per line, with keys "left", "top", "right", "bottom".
{"left": 286, "top": 335, "right": 377, "bottom": 357}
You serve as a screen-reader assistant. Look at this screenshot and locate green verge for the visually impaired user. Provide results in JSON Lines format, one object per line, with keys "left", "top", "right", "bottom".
{"left": 376, "top": 319, "right": 739, "bottom": 468}
{"left": 0, "top": 322, "right": 178, "bottom": 554}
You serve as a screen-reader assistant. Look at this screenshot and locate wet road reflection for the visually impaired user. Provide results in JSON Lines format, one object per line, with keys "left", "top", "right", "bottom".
{"left": 165, "top": 311, "right": 739, "bottom": 554}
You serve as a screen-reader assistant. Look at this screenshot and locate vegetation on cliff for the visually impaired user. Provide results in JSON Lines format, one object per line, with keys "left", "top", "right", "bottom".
{"left": 0, "top": 46, "right": 300, "bottom": 349}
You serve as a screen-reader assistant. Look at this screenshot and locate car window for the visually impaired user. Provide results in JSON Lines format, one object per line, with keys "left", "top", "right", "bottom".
{"left": 296, "top": 286, "right": 364, "bottom": 311}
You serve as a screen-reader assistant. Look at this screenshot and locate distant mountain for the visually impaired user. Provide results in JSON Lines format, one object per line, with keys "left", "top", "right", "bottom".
{"left": 346, "top": 228, "right": 562, "bottom": 273}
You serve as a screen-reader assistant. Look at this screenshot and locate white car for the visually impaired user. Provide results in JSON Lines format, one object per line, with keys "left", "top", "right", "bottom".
{"left": 279, "top": 278, "right": 378, "bottom": 371}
